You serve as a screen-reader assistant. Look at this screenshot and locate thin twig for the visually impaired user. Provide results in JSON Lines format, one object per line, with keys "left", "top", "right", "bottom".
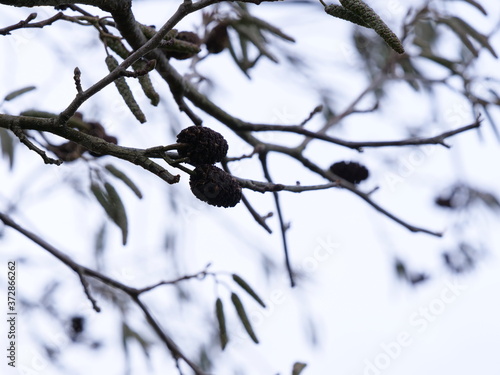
{"left": 259, "top": 152, "right": 295, "bottom": 287}
{"left": 11, "top": 126, "right": 62, "bottom": 165}
{"left": 0, "top": 12, "right": 37, "bottom": 35}
{"left": 294, "top": 154, "right": 443, "bottom": 237}
{"left": 237, "top": 178, "right": 339, "bottom": 193}
{"left": 137, "top": 265, "right": 212, "bottom": 294}
{"left": 299, "top": 104, "right": 323, "bottom": 126}
{"left": 222, "top": 161, "right": 273, "bottom": 233}
{"left": 241, "top": 194, "right": 274, "bottom": 233}
{"left": 237, "top": 118, "right": 482, "bottom": 150}
{"left": 76, "top": 269, "right": 101, "bottom": 312}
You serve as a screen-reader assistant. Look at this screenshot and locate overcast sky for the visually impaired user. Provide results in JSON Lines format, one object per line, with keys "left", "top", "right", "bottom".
{"left": 2, "top": 1, "right": 500, "bottom": 374}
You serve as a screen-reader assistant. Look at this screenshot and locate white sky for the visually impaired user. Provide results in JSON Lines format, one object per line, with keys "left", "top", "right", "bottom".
{"left": 1, "top": 1, "right": 500, "bottom": 375}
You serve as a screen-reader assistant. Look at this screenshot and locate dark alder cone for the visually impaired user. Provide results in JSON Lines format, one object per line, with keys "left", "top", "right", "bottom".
{"left": 49, "top": 141, "right": 85, "bottom": 161}
{"left": 329, "top": 161, "right": 369, "bottom": 184}
{"left": 177, "top": 125, "right": 228, "bottom": 165}
{"left": 435, "top": 196, "right": 454, "bottom": 208}
{"left": 189, "top": 165, "right": 242, "bottom": 208}
{"left": 167, "top": 31, "right": 201, "bottom": 60}
{"left": 205, "top": 23, "right": 229, "bottom": 54}
{"left": 87, "top": 122, "right": 118, "bottom": 157}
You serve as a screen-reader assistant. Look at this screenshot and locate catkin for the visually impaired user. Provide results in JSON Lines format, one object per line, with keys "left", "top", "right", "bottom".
{"left": 325, "top": 5, "right": 370, "bottom": 28}
{"left": 105, "top": 55, "right": 147, "bottom": 123}
{"left": 339, "top": 0, "right": 405, "bottom": 54}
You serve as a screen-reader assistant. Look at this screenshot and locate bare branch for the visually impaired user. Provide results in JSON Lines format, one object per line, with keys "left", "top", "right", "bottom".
{"left": 76, "top": 269, "right": 101, "bottom": 312}
{"left": 136, "top": 265, "right": 213, "bottom": 294}
{"left": 0, "top": 12, "right": 37, "bottom": 35}
{"left": 0, "top": 212, "right": 209, "bottom": 375}
{"left": 236, "top": 118, "right": 482, "bottom": 150}
{"left": 259, "top": 152, "right": 295, "bottom": 287}
{"left": 293, "top": 153, "right": 443, "bottom": 237}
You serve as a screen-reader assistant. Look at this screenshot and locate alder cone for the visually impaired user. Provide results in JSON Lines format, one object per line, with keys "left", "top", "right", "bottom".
{"left": 167, "top": 31, "right": 201, "bottom": 60}
{"left": 189, "top": 165, "right": 242, "bottom": 208}
{"left": 205, "top": 23, "right": 229, "bottom": 54}
{"left": 329, "top": 161, "right": 369, "bottom": 184}
{"left": 87, "top": 122, "right": 118, "bottom": 157}
{"left": 177, "top": 125, "right": 228, "bottom": 165}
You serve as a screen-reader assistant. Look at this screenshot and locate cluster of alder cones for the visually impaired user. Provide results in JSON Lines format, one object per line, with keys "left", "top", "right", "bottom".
{"left": 176, "top": 126, "right": 242, "bottom": 208}
{"left": 176, "top": 125, "right": 370, "bottom": 208}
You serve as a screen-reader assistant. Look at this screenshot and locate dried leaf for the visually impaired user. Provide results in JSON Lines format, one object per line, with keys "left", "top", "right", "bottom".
{"left": 215, "top": 298, "right": 229, "bottom": 350}
{"left": 232, "top": 274, "right": 266, "bottom": 308}
{"left": 231, "top": 293, "right": 259, "bottom": 344}
{"left": 4, "top": 86, "right": 36, "bottom": 101}
{"left": 105, "top": 164, "right": 143, "bottom": 199}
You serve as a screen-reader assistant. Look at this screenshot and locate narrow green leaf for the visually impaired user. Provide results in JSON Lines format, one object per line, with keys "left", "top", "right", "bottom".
{"left": 419, "top": 52, "right": 459, "bottom": 74}
{"left": 232, "top": 23, "right": 279, "bottom": 63}
{"left": 482, "top": 104, "right": 500, "bottom": 142}
{"left": 94, "top": 222, "right": 107, "bottom": 269}
{"left": 232, "top": 274, "right": 266, "bottom": 308}
{"left": 122, "top": 322, "right": 152, "bottom": 359}
{"left": 4, "top": 86, "right": 36, "bottom": 101}
{"left": 398, "top": 57, "right": 421, "bottom": 91}
{"left": 292, "top": 362, "right": 307, "bottom": 375}
{"left": 215, "top": 298, "right": 229, "bottom": 350}
{"left": 231, "top": 293, "right": 259, "bottom": 344}
{"left": 451, "top": 16, "right": 497, "bottom": 58}
{"left": 460, "top": 0, "right": 487, "bottom": 15}
{"left": 104, "top": 182, "right": 128, "bottom": 245}
{"left": 91, "top": 183, "right": 109, "bottom": 210}
{"left": 105, "top": 164, "right": 143, "bottom": 199}
{"left": 0, "top": 128, "right": 15, "bottom": 170}
{"left": 90, "top": 182, "right": 128, "bottom": 245}
{"left": 438, "top": 17, "right": 478, "bottom": 57}
{"left": 240, "top": 14, "right": 295, "bottom": 42}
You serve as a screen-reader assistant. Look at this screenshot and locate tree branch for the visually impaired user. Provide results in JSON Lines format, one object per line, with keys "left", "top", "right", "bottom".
{"left": 293, "top": 153, "right": 443, "bottom": 237}
{"left": 236, "top": 118, "right": 482, "bottom": 150}
{"left": 0, "top": 114, "right": 180, "bottom": 184}
{"left": 0, "top": 211, "right": 209, "bottom": 375}
{"left": 259, "top": 152, "right": 295, "bottom": 287}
